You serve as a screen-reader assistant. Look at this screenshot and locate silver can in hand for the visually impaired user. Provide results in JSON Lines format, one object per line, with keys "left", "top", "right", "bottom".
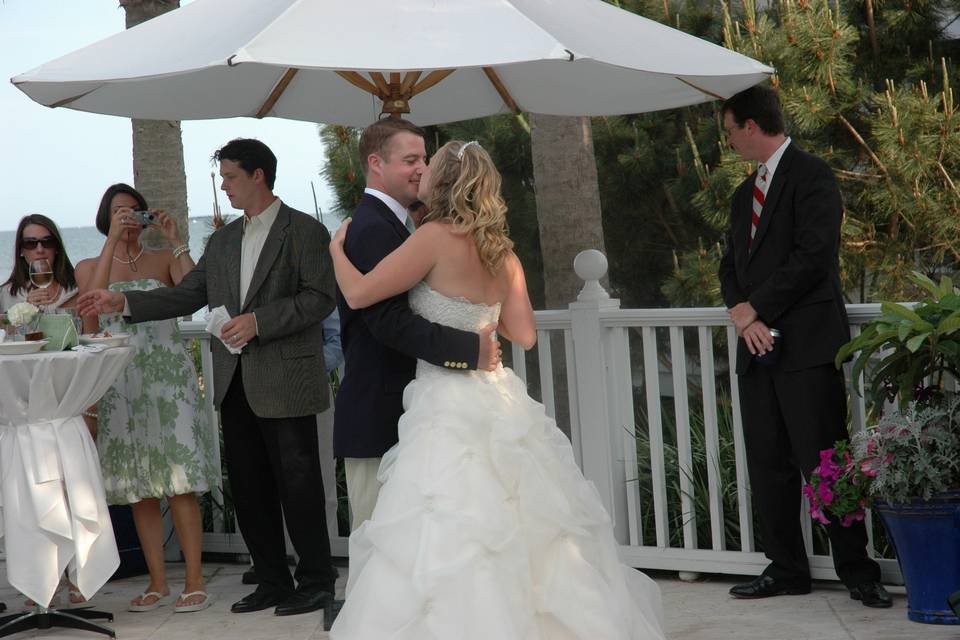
{"left": 754, "top": 328, "right": 782, "bottom": 367}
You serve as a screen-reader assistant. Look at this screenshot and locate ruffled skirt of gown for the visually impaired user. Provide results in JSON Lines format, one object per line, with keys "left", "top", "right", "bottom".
{"left": 330, "top": 364, "right": 666, "bottom": 640}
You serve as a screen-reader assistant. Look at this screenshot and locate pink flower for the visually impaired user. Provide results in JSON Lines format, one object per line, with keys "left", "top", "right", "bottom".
{"left": 841, "top": 511, "right": 865, "bottom": 527}
{"left": 817, "top": 482, "right": 834, "bottom": 506}
{"left": 860, "top": 458, "right": 879, "bottom": 478}
{"left": 810, "top": 508, "right": 831, "bottom": 525}
{"left": 818, "top": 450, "right": 842, "bottom": 481}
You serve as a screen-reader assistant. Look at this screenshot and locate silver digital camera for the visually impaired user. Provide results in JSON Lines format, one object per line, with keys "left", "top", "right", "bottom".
{"left": 133, "top": 210, "right": 157, "bottom": 226}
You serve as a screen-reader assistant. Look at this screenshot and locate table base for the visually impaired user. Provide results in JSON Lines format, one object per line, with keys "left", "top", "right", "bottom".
{"left": 0, "top": 607, "right": 115, "bottom": 638}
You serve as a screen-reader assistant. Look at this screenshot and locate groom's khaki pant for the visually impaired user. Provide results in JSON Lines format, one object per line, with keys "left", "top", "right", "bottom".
{"left": 344, "top": 457, "right": 382, "bottom": 532}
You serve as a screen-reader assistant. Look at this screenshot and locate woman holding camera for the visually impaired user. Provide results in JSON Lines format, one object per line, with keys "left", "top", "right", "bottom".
{"left": 75, "top": 183, "right": 218, "bottom": 614}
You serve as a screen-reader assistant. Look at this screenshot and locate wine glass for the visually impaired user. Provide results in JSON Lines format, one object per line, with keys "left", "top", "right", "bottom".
{"left": 29, "top": 258, "right": 54, "bottom": 313}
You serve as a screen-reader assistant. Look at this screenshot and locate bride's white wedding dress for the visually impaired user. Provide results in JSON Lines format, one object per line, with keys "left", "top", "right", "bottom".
{"left": 330, "top": 283, "right": 666, "bottom": 639}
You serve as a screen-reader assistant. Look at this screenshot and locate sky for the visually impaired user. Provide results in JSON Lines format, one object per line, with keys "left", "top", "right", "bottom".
{"left": 0, "top": 0, "right": 337, "bottom": 232}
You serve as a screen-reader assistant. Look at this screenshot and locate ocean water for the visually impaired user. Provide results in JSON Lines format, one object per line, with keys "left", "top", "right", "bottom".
{"left": 1, "top": 218, "right": 224, "bottom": 320}
{"left": 1, "top": 215, "right": 339, "bottom": 321}
{"left": 0, "top": 217, "right": 219, "bottom": 280}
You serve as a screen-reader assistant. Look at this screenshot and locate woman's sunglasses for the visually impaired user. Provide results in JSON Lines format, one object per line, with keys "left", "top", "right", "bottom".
{"left": 21, "top": 236, "right": 57, "bottom": 250}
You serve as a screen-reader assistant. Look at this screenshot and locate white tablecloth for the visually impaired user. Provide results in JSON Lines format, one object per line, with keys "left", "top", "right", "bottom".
{"left": 0, "top": 347, "right": 135, "bottom": 607}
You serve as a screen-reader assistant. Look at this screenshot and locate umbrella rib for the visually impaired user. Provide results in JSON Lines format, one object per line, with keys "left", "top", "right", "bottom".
{"left": 335, "top": 71, "right": 383, "bottom": 98}
{"left": 482, "top": 67, "right": 521, "bottom": 114}
{"left": 410, "top": 69, "right": 456, "bottom": 97}
{"left": 675, "top": 77, "right": 725, "bottom": 100}
{"left": 256, "top": 67, "right": 299, "bottom": 118}
{"left": 400, "top": 72, "right": 422, "bottom": 95}
{"left": 49, "top": 87, "right": 100, "bottom": 109}
{"left": 368, "top": 72, "right": 392, "bottom": 97}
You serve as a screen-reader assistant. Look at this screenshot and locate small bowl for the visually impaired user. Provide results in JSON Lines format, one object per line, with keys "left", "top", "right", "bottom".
{"left": 79, "top": 333, "right": 131, "bottom": 348}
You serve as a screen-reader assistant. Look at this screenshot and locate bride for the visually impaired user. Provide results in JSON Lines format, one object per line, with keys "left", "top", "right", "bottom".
{"left": 328, "top": 140, "right": 666, "bottom": 640}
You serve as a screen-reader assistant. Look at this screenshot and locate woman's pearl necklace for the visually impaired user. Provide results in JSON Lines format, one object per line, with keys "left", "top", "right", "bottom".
{"left": 112, "top": 245, "right": 144, "bottom": 270}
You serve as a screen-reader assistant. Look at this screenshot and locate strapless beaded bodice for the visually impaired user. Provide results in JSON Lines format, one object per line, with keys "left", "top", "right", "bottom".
{"left": 409, "top": 282, "right": 501, "bottom": 332}
{"left": 409, "top": 282, "right": 501, "bottom": 376}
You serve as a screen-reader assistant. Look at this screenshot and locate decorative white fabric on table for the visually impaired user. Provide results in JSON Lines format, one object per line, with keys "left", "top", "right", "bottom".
{"left": 0, "top": 347, "right": 134, "bottom": 608}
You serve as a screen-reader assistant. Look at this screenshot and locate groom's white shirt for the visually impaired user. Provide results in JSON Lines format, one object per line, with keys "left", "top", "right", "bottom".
{"left": 364, "top": 187, "right": 413, "bottom": 229}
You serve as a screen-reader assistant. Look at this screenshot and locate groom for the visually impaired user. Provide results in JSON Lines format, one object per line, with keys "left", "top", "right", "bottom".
{"left": 334, "top": 118, "right": 501, "bottom": 530}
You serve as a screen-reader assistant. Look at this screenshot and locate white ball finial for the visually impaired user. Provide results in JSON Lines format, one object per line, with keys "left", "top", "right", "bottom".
{"left": 574, "top": 250, "right": 610, "bottom": 301}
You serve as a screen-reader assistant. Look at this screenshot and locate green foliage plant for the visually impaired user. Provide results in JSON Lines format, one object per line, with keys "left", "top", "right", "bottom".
{"left": 835, "top": 271, "right": 960, "bottom": 416}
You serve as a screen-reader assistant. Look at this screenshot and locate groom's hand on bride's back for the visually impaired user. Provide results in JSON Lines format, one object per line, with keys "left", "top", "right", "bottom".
{"left": 478, "top": 323, "right": 501, "bottom": 371}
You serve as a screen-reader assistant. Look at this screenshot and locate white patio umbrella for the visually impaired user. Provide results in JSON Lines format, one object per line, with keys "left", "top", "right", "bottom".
{"left": 12, "top": 0, "right": 773, "bottom": 126}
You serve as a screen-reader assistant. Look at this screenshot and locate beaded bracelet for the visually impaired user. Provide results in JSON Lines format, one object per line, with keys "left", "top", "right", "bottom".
{"left": 172, "top": 244, "right": 190, "bottom": 259}
{"left": 82, "top": 410, "right": 98, "bottom": 419}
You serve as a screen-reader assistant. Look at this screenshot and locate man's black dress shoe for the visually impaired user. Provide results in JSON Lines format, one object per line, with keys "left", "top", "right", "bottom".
{"left": 0, "top": 601, "right": 6, "bottom": 613}
{"left": 730, "top": 574, "right": 811, "bottom": 599}
{"left": 231, "top": 588, "right": 290, "bottom": 613}
{"left": 323, "top": 599, "right": 344, "bottom": 632}
{"left": 274, "top": 589, "right": 333, "bottom": 617}
{"left": 850, "top": 581, "right": 892, "bottom": 608}
{"left": 241, "top": 568, "right": 259, "bottom": 585}
{"left": 948, "top": 589, "right": 960, "bottom": 616}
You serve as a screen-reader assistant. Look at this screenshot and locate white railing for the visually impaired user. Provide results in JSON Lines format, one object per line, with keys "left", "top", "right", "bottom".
{"left": 183, "top": 250, "right": 900, "bottom": 583}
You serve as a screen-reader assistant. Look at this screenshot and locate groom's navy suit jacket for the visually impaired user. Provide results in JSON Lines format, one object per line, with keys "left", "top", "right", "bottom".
{"left": 333, "top": 193, "right": 479, "bottom": 458}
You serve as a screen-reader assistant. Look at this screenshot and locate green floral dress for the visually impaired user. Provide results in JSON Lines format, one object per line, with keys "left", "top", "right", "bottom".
{"left": 97, "top": 278, "right": 219, "bottom": 505}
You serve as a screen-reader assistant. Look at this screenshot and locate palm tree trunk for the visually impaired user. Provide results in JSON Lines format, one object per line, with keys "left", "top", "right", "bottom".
{"left": 529, "top": 114, "right": 607, "bottom": 308}
{"left": 120, "top": 0, "right": 189, "bottom": 249}
{"left": 529, "top": 114, "right": 607, "bottom": 439}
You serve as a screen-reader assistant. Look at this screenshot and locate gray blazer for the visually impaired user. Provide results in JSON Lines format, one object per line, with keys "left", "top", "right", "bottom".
{"left": 125, "top": 203, "right": 335, "bottom": 418}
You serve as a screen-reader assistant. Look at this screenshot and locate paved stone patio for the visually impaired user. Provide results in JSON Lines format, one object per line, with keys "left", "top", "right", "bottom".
{"left": 1, "top": 562, "right": 958, "bottom": 639}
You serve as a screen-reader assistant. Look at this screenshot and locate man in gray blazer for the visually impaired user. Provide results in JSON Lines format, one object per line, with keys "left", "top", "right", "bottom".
{"left": 78, "top": 139, "right": 338, "bottom": 617}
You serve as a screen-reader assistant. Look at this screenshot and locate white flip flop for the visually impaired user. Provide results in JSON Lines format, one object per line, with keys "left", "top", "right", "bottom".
{"left": 174, "top": 591, "right": 214, "bottom": 613}
{"left": 128, "top": 591, "right": 173, "bottom": 612}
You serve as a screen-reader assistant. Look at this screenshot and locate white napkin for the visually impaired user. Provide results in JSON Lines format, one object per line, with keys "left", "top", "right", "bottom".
{"left": 71, "top": 344, "right": 107, "bottom": 353}
{"left": 206, "top": 306, "right": 242, "bottom": 354}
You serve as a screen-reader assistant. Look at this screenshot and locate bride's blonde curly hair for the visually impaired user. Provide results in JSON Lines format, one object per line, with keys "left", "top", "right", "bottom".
{"left": 422, "top": 140, "right": 513, "bottom": 273}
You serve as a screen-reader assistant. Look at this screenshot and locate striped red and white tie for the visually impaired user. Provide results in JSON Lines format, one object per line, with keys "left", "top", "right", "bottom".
{"left": 749, "top": 163, "right": 769, "bottom": 248}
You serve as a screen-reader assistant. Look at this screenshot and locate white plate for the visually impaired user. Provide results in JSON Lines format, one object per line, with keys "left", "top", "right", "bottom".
{"left": 0, "top": 340, "right": 48, "bottom": 355}
{"left": 79, "top": 333, "right": 130, "bottom": 347}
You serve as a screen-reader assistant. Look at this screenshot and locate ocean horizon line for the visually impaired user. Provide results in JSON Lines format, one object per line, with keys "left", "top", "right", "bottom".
{"left": 33, "top": 215, "right": 221, "bottom": 233}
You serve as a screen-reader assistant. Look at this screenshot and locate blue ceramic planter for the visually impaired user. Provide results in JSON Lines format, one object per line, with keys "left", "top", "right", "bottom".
{"left": 875, "top": 491, "right": 960, "bottom": 624}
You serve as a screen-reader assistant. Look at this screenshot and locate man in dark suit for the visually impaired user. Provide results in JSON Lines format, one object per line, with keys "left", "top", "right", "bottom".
{"left": 334, "top": 119, "right": 500, "bottom": 530}
{"left": 718, "top": 86, "right": 890, "bottom": 607}
{"left": 78, "top": 139, "right": 338, "bottom": 616}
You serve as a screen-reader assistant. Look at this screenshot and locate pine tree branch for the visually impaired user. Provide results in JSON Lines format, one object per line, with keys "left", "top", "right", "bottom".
{"left": 835, "top": 169, "right": 882, "bottom": 182}
{"left": 936, "top": 161, "right": 960, "bottom": 200}
{"left": 656, "top": 186, "right": 682, "bottom": 247}
{"left": 864, "top": 0, "right": 879, "bottom": 57}
{"left": 836, "top": 113, "right": 904, "bottom": 237}
{"left": 837, "top": 115, "right": 888, "bottom": 175}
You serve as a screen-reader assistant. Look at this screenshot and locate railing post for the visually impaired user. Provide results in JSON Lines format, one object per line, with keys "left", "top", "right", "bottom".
{"left": 567, "top": 250, "right": 628, "bottom": 542}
